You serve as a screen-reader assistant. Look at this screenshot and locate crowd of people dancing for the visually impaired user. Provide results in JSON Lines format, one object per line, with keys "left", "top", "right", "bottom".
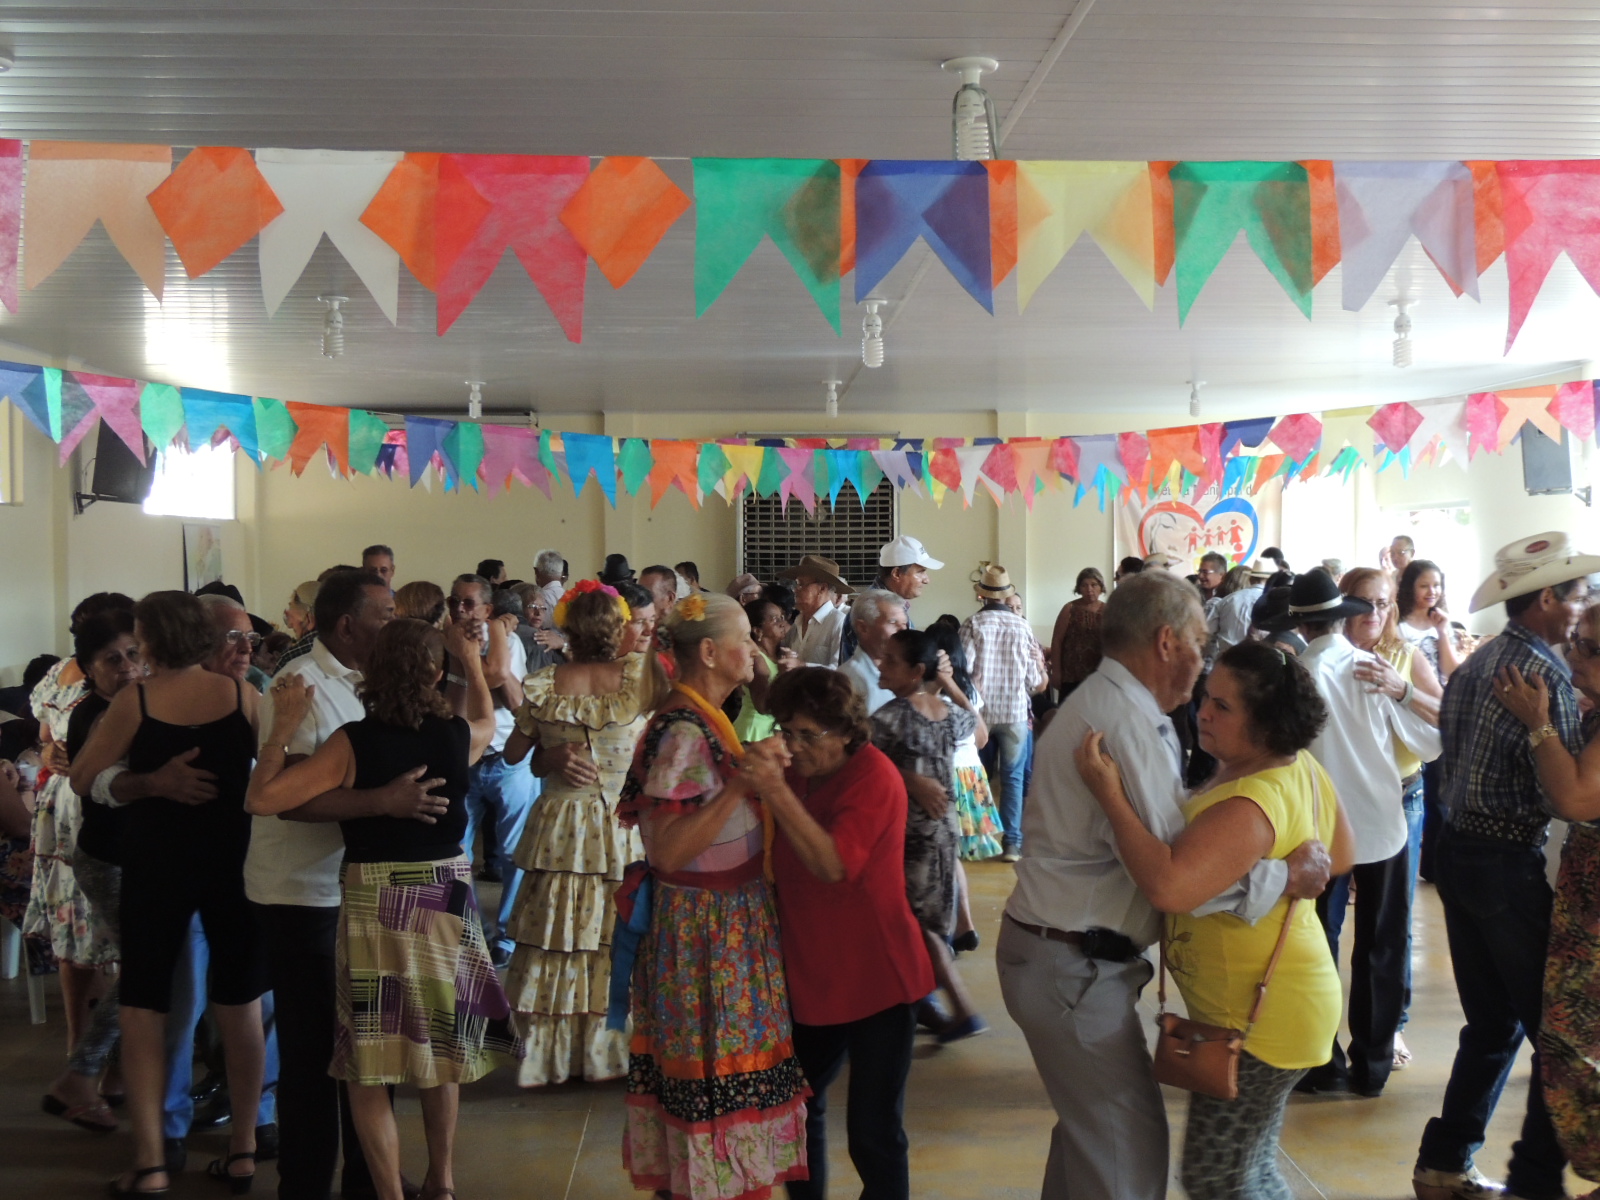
{"left": 2, "top": 529, "right": 1598, "bottom": 1200}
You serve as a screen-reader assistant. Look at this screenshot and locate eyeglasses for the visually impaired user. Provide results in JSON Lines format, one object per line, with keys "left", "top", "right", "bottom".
{"left": 224, "top": 630, "right": 262, "bottom": 649}
{"left": 780, "top": 726, "right": 838, "bottom": 745}
{"left": 1569, "top": 637, "right": 1600, "bottom": 660}
{"left": 445, "top": 596, "right": 483, "bottom": 610}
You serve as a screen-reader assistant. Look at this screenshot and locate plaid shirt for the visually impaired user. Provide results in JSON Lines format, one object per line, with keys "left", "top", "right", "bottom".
{"left": 1439, "top": 620, "right": 1582, "bottom": 846}
{"left": 960, "top": 605, "right": 1045, "bottom": 726}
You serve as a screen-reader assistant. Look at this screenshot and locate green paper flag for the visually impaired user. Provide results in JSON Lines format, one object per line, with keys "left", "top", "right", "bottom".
{"left": 693, "top": 158, "right": 842, "bottom": 333}
{"left": 348, "top": 410, "right": 389, "bottom": 475}
{"left": 857, "top": 450, "right": 885, "bottom": 499}
{"left": 755, "top": 446, "right": 788, "bottom": 497}
{"left": 42, "top": 368, "right": 63, "bottom": 441}
{"left": 698, "top": 443, "right": 731, "bottom": 500}
{"left": 618, "top": 437, "right": 653, "bottom": 496}
{"left": 1170, "top": 162, "right": 1313, "bottom": 324}
{"left": 252, "top": 397, "right": 298, "bottom": 463}
{"left": 538, "top": 430, "right": 557, "bottom": 478}
{"left": 813, "top": 450, "right": 830, "bottom": 503}
{"left": 140, "top": 383, "right": 185, "bottom": 450}
{"left": 444, "top": 422, "right": 486, "bottom": 490}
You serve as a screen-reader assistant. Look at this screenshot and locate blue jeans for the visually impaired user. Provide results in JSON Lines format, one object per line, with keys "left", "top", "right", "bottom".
{"left": 1400, "top": 776, "right": 1425, "bottom": 1030}
{"left": 463, "top": 751, "right": 539, "bottom": 954}
{"left": 988, "top": 722, "right": 1032, "bottom": 849}
{"left": 164, "top": 914, "right": 278, "bottom": 1139}
{"left": 1416, "top": 826, "right": 1567, "bottom": 1199}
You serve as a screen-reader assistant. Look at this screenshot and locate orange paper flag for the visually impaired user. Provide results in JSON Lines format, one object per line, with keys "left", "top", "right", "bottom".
{"left": 648, "top": 439, "right": 701, "bottom": 508}
{"left": 984, "top": 160, "right": 1019, "bottom": 287}
{"left": 285, "top": 402, "right": 350, "bottom": 476}
{"left": 147, "top": 148, "right": 284, "bottom": 279}
{"left": 1300, "top": 161, "right": 1342, "bottom": 286}
{"left": 1150, "top": 161, "right": 1177, "bottom": 286}
{"left": 1496, "top": 386, "right": 1563, "bottom": 446}
{"left": 560, "top": 156, "right": 690, "bottom": 288}
{"left": 838, "top": 159, "right": 868, "bottom": 276}
{"left": 360, "top": 153, "right": 454, "bottom": 290}
{"left": 1466, "top": 161, "right": 1506, "bottom": 276}
{"left": 25, "top": 142, "right": 171, "bottom": 298}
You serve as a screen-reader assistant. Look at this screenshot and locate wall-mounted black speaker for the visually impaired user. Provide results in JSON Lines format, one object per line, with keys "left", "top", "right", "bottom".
{"left": 1521, "top": 425, "right": 1572, "bottom": 496}
{"left": 84, "top": 422, "right": 156, "bottom": 505}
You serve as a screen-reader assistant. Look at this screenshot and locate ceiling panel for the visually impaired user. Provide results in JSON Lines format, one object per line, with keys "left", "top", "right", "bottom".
{"left": 0, "top": 0, "right": 1597, "bottom": 422}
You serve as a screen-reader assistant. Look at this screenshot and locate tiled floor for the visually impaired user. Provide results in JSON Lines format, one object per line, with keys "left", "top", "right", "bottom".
{"left": 2, "top": 861, "right": 1590, "bottom": 1199}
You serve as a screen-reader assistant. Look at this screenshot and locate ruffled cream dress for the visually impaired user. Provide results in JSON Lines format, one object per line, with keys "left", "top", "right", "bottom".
{"left": 503, "top": 652, "right": 650, "bottom": 1086}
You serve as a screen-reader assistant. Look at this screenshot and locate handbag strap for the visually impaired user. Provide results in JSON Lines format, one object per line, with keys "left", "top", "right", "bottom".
{"left": 1159, "top": 757, "right": 1323, "bottom": 1035}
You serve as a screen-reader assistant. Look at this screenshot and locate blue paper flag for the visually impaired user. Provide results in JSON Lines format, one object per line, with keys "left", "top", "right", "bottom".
{"left": 405, "top": 416, "right": 456, "bottom": 487}
{"left": 1221, "top": 455, "right": 1252, "bottom": 496}
{"left": 0, "top": 362, "right": 46, "bottom": 436}
{"left": 855, "top": 161, "right": 993, "bottom": 312}
{"left": 1220, "top": 418, "right": 1275, "bottom": 458}
{"left": 824, "top": 447, "right": 864, "bottom": 505}
{"left": 181, "top": 389, "right": 259, "bottom": 460}
{"left": 563, "top": 432, "right": 618, "bottom": 505}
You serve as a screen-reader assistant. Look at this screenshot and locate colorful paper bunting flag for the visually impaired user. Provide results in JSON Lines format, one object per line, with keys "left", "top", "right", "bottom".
{"left": 348, "top": 410, "right": 390, "bottom": 476}
{"left": 697, "top": 443, "right": 730, "bottom": 501}
{"left": 360, "top": 153, "right": 456, "bottom": 291}
{"left": 48, "top": 374, "right": 99, "bottom": 463}
{"left": 560, "top": 157, "right": 690, "bottom": 289}
{"left": 285, "top": 401, "right": 350, "bottom": 476}
{"left": 1551, "top": 381, "right": 1597, "bottom": 442}
{"left": 0, "top": 362, "right": 47, "bottom": 437}
{"left": 147, "top": 147, "right": 285, "bottom": 279}
{"left": 562, "top": 432, "right": 617, "bottom": 504}
{"left": 1074, "top": 434, "right": 1128, "bottom": 487}
{"left": 1467, "top": 161, "right": 1506, "bottom": 276}
{"left": 693, "top": 158, "right": 842, "bottom": 333}
{"left": 617, "top": 438, "right": 654, "bottom": 497}
{"left": 856, "top": 161, "right": 993, "bottom": 312}
{"left": 838, "top": 159, "right": 868, "bottom": 276}
{"left": 75, "top": 373, "right": 145, "bottom": 463}
{"left": 1149, "top": 161, "right": 1178, "bottom": 287}
{"left": 0, "top": 140, "right": 20, "bottom": 313}
{"left": 1116, "top": 432, "right": 1150, "bottom": 488}
{"left": 1268, "top": 413, "right": 1322, "bottom": 463}
{"left": 1495, "top": 386, "right": 1563, "bottom": 445}
{"left": 1014, "top": 161, "right": 1156, "bottom": 310}
{"left": 24, "top": 142, "right": 171, "bottom": 298}
{"left": 1170, "top": 161, "right": 1314, "bottom": 323}
{"left": 984, "top": 160, "right": 1019, "bottom": 287}
{"left": 647, "top": 440, "right": 700, "bottom": 508}
{"left": 1334, "top": 161, "right": 1478, "bottom": 310}
{"left": 181, "top": 389, "right": 259, "bottom": 459}
{"left": 138, "top": 383, "right": 184, "bottom": 449}
{"left": 778, "top": 447, "right": 817, "bottom": 513}
{"left": 1301, "top": 161, "right": 1343, "bottom": 286}
{"left": 443, "top": 422, "right": 485, "bottom": 490}
{"left": 1464, "top": 392, "right": 1508, "bottom": 458}
{"left": 1049, "top": 436, "right": 1080, "bottom": 483}
{"left": 256, "top": 148, "right": 406, "bottom": 323}
{"left": 1221, "top": 418, "right": 1275, "bottom": 457}
{"left": 1367, "top": 402, "right": 1424, "bottom": 455}
{"left": 404, "top": 416, "right": 454, "bottom": 486}
{"left": 252, "top": 397, "right": 298, "bottom": 463}
{"left": 1498, "top": 161, "right": 1600, "bottom": 350}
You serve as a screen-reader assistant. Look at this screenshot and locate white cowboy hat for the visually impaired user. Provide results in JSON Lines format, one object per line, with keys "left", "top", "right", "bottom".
{"left": 1468, "top": 531, "right": 1600, "bottom": 613}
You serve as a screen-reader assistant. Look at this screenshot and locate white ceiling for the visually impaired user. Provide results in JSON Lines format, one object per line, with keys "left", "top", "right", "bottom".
{"left": 2, "top": 1, "right": 1600, "bottom": 424}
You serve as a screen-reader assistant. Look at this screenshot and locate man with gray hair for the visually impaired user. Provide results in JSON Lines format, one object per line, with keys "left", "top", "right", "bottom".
{"left": 998, "top": 570, "right": 1332, "bottom": 1200}
{"left": 837, "top": 589, "right": 909, "bottom": 715}
{"left": 198, "top": 593, "right": 265, "bottom": 690}
{"left": 534, "top": 548, "right": 567, "bottom": 613}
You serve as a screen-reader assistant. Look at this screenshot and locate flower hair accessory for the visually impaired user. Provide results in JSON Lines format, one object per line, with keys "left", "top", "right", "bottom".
{"left": 677, "top": 594, "right": 707, "bottom": 623}
{"left": 553, "top": 579, "right": 630, "bottom": 630}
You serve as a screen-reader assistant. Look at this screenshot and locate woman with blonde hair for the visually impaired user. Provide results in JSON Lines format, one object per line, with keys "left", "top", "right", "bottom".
{"left": 283, "top": 581, "right": 319, "bottom": 638}
{"left": 245, "top": 618, "right": 521, "bottom": 1200}
{"left": 499, "top": 582, "right": 659, "bottom": 1086}
{"left": 617, "top": 592, "right": 809, "bottom": 1200}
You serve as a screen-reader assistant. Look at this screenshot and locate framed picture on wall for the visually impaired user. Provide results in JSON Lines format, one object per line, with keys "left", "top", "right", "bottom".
{"left": 184, "top": 523, "right": 224, "bottom": 591}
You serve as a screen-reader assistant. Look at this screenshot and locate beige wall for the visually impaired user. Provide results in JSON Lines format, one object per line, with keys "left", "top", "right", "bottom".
{"left": 10, "top": 402, "right": 1600, "bottom": 678}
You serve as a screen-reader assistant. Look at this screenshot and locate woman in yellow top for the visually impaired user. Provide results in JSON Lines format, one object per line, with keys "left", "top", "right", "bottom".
{"left": 1077, "top": 640, "right": 1355, "bottom": 1200}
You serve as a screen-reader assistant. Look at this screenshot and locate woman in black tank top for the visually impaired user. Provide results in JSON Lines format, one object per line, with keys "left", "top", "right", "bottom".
{"left": 247, "top": 618, "right": 520, "bottom": 1200}
{"left": 70, "top": 591, "right": 268, "bottom": 1197}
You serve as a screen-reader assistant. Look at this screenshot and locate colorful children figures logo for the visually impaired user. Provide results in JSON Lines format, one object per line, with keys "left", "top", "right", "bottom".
{"left": 1138, "top": 496, "right": 1261, "bottom": 573}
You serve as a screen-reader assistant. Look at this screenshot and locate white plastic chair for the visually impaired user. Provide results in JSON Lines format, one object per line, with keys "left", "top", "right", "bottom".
{"left": 1, "top": 920, "right": 50, "bottom": 1023}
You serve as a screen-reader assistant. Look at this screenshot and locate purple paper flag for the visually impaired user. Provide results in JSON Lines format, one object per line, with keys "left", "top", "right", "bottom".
{"left": 855, "top": 161, "right": 993, "bottom": 312}
{"left": 1334, "top": 161, "right": 1478, "bottom": 310}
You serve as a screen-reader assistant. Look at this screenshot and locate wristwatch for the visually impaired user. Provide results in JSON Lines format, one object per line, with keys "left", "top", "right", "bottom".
{"left": 1529, "top": 723, "right": 1559, "bottom": 750}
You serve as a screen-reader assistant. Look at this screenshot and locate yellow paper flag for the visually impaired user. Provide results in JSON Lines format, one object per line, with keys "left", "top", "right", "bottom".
{"left": 1016, "top": 162, "right": 1156, "bottom": 311}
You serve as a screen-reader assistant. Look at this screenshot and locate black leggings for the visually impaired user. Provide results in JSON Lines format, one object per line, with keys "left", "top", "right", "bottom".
{"left": 119, "top": 862, "right": 266, "bottom": 1012}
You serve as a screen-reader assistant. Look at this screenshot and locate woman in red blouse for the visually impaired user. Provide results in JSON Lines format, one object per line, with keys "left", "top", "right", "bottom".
{"left": 740, "top": 667, "right": 935, "bottom": 1200}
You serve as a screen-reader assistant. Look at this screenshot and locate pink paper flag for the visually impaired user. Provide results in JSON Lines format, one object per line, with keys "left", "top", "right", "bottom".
{"left": 1049, "top": 437, "right": 1080, "bottom": 483}
{"left": 1499, "top": 161, "right": 1600, "bottom": 350}
{"left": 0, "top": 140, "right": 20, "bottom": 312}
{"left": 1012, "top": 442, "right": 1056, "bottom": 493}
{"left": 1268, "top": 413, "right": 1323, "bottom": 463}
{"left": 981, "top": 443, "right": 1019, "bottom": 493}
{"left": 480, "top": 426, "right": 552, "bottom": 497}
{"left": 778, "top": 447, "right": 817, "bottom": 514}
{"left": 1195, "top": 423, "right": 1225, "bottom": 489}
{"left": 435, "top": 155, "right": 590, "bottom": 340}
{"left": 1116, "top": 432, "right": 1150, "bottom": 488}
{"left": 1551, "top": 381, "right": 1597, "bottom": 442}
{"left": 1367, "top": 403, "right": 1425, "bottom": 455}
{"left": 75, "top": 372, "right": 145, "bottom": 462}
{"left": 1496, "top": 386, "right": 1563, "bottom": 446}
{"left": 1465, "top": 392, "right": 1508, "bottom": 458}
{"left": 25, "top": 142, "right": 172, "bottom": 298}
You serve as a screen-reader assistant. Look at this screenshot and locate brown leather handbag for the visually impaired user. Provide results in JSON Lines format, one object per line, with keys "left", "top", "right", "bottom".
{"left": 1151, "top": 897, "right": 1299, "bottom": 1100}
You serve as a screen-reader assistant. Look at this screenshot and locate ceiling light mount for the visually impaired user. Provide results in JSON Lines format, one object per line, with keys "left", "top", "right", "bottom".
{"left": 317, "top": 295, "right": 348, "bottom": 359}
{"left": 0, "top": 52, "right": 16, "bottom": 73}
{"left": 942, "top": 57, "right": 1000, "bottom": 161}
{"left": 466, "top": 380, "right": 485, "bottom": 420}
{"left": 861, "top": 298, "right": 886, "bottom": 368}
{"left": 825, "top": 379, "right": 842, "bottom": 419}
{"left": 1389, "top": 296, "right": 1416, "bottom": 368}
{"left": 1188, "top": 379, "right": 1207, "bottom": 418}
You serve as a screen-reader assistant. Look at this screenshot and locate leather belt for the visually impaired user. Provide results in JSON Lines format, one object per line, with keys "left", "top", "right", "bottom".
{"left": 1004, "top": 914, "right": 1085, "bottom": 947}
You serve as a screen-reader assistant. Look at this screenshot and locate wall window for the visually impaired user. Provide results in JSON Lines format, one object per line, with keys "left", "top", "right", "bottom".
{"left": 143, "top": 442, "right": 236, "bottom": 521}
{"left": 740, "top": 480, "right": 897, "bottom": 589}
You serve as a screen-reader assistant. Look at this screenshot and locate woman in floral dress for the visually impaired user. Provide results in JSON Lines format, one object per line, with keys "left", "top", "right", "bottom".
{"left": 502, "top": 582, "right": 657, "bottom": 1086}
{"left": 617, "top": 592, "right": 809, "bottom": 1200}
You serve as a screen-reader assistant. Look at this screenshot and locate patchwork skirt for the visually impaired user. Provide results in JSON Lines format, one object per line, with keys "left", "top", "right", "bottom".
{"left": 333, "top": 855, "right": 524, "bottom": 1088}
{"left": 1542, "top": 822, "right": 1600, "bottom": 1182}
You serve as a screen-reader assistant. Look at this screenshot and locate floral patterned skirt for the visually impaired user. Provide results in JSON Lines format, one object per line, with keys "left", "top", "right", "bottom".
{"left": 1542, "top": 823, "right": 1600, "bottom": 1182}
{"left": 624, "top": 875, "right": 809, "bottom": 1200}
{"left": 953, "top": 762, "right": 1004, "bottom": 861}
{"left": 22, "top": 775, "right": 116, "bottom": 967}
{"left": 0, "top": 835, "right": 55, "bottom": 975}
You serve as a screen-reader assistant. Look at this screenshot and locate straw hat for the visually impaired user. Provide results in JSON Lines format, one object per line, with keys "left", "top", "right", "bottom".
{"left": 778, "top": 554, "right": 854, "bottom": 595}
{"left": 1245, "top": 559, "right": 1276, "bottom": 581}
{"left": 974, "top": 563, "right": 1016, "bottom": 599}
{"left": 1468, "top": 532, "right": 1600, "bottom": 613}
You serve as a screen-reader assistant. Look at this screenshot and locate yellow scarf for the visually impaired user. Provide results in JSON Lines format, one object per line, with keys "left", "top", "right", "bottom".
{"left": 670, "top": 681, "right": 774, "bottom": 880}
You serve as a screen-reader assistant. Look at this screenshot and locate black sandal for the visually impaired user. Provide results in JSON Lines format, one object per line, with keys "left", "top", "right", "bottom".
{"left": 207, "top": 1152, "right": 256, "bottom": 1195}
{"left": 108, "top": 1166, "right": 170, "bottom": 1197}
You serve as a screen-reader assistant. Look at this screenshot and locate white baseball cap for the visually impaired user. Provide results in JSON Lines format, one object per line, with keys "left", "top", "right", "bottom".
{"left": 880, "top": 535, "right": 944, "bottom": 571}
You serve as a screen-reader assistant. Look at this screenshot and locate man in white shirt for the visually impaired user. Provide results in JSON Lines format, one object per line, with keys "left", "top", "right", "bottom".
{"left": 245, "top": 569, "right": 441, "bottom": 1200}
{"left": 534, "top": 547, "right": 568, "bottom": 614}
{"left": 446, "top": 574, "right": 532, "bottom": 965}
{"left": 779, "top": 555, "right": 854, "bottom": 668}
{"left": 999, "top": 571, "right": 1332, "bottom": 1200}
{"left": 1289, "top": 571, "right": 1441, "bottom": 1098}
{"left": 836, "top": 589, "right": 907, "bottom": 715}
{"left": 1205, "top": 558, "right": 1274, "bottom": 660}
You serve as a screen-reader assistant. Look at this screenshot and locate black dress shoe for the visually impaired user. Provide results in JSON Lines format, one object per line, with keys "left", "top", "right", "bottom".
{"left": 1292, "top": 1067, "right": 1349, "bottom": 1095}
{"left": 163, "top": 1138, "right": 187, "bottom": 1175}
{"left": 490, "top": 943, "right": 511, "bottom": 968}
{"left": 952, "top": 930, "right": 980, "bottom": 954}
{"left": 254, "top": 1122, "right": 278, "bottom": 1161}
{"left": 189, "top": 1091, "right": 232, "bottom": 1130}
